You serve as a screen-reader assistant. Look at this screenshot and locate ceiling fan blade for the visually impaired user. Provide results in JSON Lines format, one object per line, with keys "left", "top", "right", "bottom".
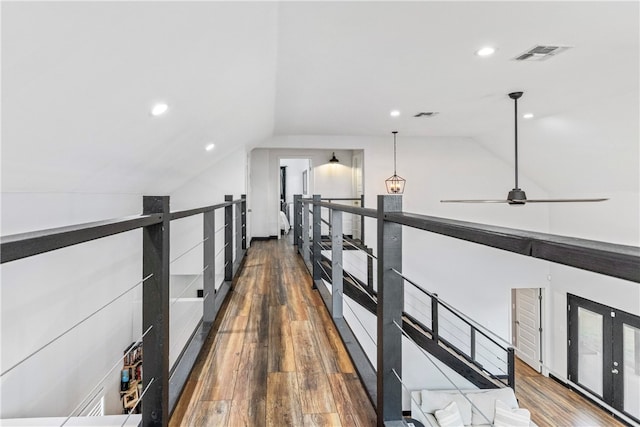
{"left": 441, "top": 199, "right": 510, "bottom": 203}
{"left": 523, "top": 198, "right": 609, "bottom": 203}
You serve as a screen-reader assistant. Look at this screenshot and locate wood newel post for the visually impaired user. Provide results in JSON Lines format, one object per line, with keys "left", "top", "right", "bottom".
{"left": 377, "top": 194, "right": 403, "bottom": 427}
{"left": 203, "top": 209, "right": 215, "bottom": 325}
{"left": 431, "top": 294, "right": 439, "bottom": 342}
{"left": 224, "top": 195, "right": 233, "bottom": 282}
{"left": 235, "top": 195, "right": 242, "bottom": 262}
{"left": 142, "top": 196, "right": 170, "bottom": 427}
{"left": 312, "top": 194, "right": 321, "bottom": 285}
{"left": 508, "top": 347, "right": 516, "bottom": 389}
{"left": 360, "top": 194, "right": 365, "bottom": 243}
{"left": 302, "top": 200, "right": 310, "bottom": 264}
{"left": 293, "top": 194, "right": 301, "bottom": 250}
{"left": 241, "top": 194, "right": 247, "bottom": 250}
{"left": 331, "top": 209, "right": 343, "bottom": 318}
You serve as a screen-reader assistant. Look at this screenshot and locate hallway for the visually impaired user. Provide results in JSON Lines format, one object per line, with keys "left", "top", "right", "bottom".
{"left": 169, "top": 239, "right": 376, "bottom": 426}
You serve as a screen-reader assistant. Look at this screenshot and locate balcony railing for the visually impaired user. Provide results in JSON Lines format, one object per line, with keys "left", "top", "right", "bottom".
{"left": 0, "top": 195, "right": 247, "bottom": 426}
{"left": 294, "top": 193, "right": 640, "bottom": 426}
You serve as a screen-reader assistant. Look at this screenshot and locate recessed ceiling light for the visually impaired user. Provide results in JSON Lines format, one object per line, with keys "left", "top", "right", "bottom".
{"left": 205, "top": 143, "right": 215, "bottom": 151}
{"left": 476, "top": 46, "right": 496, "bottom": 57}
{"left": 390, "top": 110, "right": 400, "bottom": 117}
{"left": 151, "top": 103, "right": 168, "bottom": 116}
{"left": 523, "top": 113, "right": 534, "bottom": 119}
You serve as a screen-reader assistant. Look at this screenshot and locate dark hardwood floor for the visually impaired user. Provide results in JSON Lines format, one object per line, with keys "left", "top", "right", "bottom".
{"left": 170, "top": 237, "right": 628, "bottom": 426}
{"left": 515, "top": 358, "right": 627, "bottom": 427}
{"left": 169, "top": 239, "right": 376, "bottom": 426}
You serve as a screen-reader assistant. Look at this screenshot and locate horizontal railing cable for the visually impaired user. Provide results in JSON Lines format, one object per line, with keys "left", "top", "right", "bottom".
{"left": 1, "top": 274, "right": 154, "bottom": 377}
{"left": 339, "top": 263, "right": 377, "bottom": 304}
{"left": 392, "top": 320, "right": 494, "bottom": 426}
{"left": 170, "top": 266, "right": 208, "bottom": 307}
{"left": 391, "top": 268, "right": 511, "bottom": 349}
{"left": 121, "top": 377, "right": 155, "bottom": 427}
{"left": 317, "top": 262, "right": 332, "bottom": 282}
{"left": 391, "top": 369, "right": 435, "bottom": 427}
{"left": 343, "top": 238, "right": 377, "bottom": 259}
{"left": 60, "top": 325, "right": 153, "bottom": 425}
{"left": 170, "top": 237, "right": 208, "bottom": 265}
{"left": 343, "top": 297, "right": 377, "bottom": 346}
{"left": 215, "top": 224, "right": 228, "bottom": 235}
{"left": 215, "top": 243, "right": 229, "bottom": 260}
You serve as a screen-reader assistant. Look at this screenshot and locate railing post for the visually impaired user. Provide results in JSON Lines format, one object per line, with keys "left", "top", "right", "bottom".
{"left": 302, "top": 200, "right": 310, "bottom": 265}
{"left": 470, "top": 328, "right": 476, "bottom": 362}
{"left": 142, "top": 196, "right": 170, "bottom": 427}
{"left": 235, "top": 196, "right": 242, "bottom": 263}
{"left": 507, "top": 347, "right": 516, "bottom": 389}
{"left": 312, "top": 194, "right": 321, "bottom": 285}
{"left": 331, "top": 209, "right": 343, "bottom": 318}
{"left": 241, "top": 194, "right": 247, "bottom": 250}
{"left": 203, "top": 209, "right": 216, "bottom": 325}
{"left": 377, "top": 194, "right": 403, "bottom": 427}
{"left": 360, "top": 194, "right": 365, "bottom": 244}
{"left": 431, "top": 294, "right": 439, "bottom": 342}
{"left": 224, "top": 195, "right": 233, "bottom": 282}
{"left": 294, "top": 194, "right": 301, "bottom": 250}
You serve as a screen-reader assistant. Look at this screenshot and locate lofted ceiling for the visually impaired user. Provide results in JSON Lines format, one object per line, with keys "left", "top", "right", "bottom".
{"left": 1, "top": 1, "right": 638, "bottom": 196}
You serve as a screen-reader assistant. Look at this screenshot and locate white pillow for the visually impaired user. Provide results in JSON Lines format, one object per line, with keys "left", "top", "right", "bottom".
{"left": 494, "top": 399, "right": 531, "bottom": 427}
{"left": 434, "top": 401, "right": 465, "bottom": 427}
{"left": 420, "top": 390, "right": 472, "bottom": 425}
{"left": 468, "top": 387, "right": 519, "bottom": 425}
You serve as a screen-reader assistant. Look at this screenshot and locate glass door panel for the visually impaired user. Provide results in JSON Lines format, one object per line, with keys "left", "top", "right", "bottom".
{"left": 623, "top": 324, "right": 640, "bottom": 419}
{"left": 578, "top": 307, "right": 604, "bottom": 396}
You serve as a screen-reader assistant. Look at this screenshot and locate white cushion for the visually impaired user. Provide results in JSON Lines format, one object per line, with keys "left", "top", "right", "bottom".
{"left": 494, "top": 399, "right": 531, "bottom": 427}
{"left": 434, "top": 401, "right": 465, "bottom": 427}
{"left": 420, "top": 390, "right": 473, "bottom": 425}
{"left": 467, "top": 388, "right": 519, "bottom": 425}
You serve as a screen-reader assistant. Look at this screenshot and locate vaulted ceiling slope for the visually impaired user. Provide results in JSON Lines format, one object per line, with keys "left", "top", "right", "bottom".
{"left": 2, "top": 1, "right": 638, "bottom": 196}
{"left": 1, "top": 2, "right": 279, "bottom": 194}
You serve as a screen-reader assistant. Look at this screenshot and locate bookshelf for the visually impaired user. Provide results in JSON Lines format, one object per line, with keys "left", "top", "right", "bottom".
{"left": 120, "top": 342, "right": 142, "bottom": 414}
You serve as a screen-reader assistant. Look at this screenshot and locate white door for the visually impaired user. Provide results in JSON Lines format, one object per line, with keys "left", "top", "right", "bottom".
{"left": 351, "top": 151, "right": 364, "bottom": 241}
{"left": 513, "top": 288, "right": 542, "bottom": 372}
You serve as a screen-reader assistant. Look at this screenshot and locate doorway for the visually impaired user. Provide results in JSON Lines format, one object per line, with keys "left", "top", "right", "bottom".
{"left": 279, "top": 158, "right": 311, "bottom": 238}
{"left": 568, "top": 294, "right": 640, "bottom": 422}
{"left": 512, "top": 288, "right": 543, "bottom": 372}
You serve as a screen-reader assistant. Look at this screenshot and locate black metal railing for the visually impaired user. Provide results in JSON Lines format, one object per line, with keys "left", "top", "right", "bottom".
{"left": 294, "top": 193, "right": 640, "bottom": 427}
{"left": 0, "top": 194, "right": 247, "bottom": 426}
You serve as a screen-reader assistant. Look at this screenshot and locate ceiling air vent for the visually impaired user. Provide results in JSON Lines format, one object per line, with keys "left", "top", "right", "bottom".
{"left": 514, "top": 45, "right": 571, "bottom": 61}
{"left": 414, "top": 112, "right": 439, "bottom": 118}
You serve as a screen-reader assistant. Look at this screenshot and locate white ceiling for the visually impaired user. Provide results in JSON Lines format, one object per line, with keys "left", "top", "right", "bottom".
{"left": 2, "top": 1, "right": 638, "bottom": 195}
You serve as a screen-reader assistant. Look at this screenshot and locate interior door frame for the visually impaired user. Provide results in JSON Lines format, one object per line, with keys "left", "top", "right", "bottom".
{"left": 512, "top": 287, "right": 543, "bottom": 373}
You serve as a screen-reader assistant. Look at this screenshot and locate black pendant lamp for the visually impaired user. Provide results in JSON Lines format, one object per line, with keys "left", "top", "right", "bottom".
{"left": 329, "top": 152, "right": 339, "bottom": 163}
{"left": 385, "top": 131, "right": 406, "bottom": 194}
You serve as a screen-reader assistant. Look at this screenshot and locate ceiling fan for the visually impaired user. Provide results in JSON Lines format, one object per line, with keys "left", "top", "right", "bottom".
{"left": 441, "top": 91, "right": 608, "bottom": 205}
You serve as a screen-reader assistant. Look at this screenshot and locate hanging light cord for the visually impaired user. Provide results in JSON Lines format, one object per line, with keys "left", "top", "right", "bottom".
{"left": 392, "top": 131, "right": 398, "bottom": 175}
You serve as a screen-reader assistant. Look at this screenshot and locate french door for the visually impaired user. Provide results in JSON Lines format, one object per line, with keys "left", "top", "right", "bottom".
{"left": 568, "top": 294, "right": 640, "bottom": 422}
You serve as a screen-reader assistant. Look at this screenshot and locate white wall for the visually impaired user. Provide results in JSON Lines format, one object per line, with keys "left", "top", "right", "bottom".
{"left": 1, "top": 193, "right": 142, "bottom": 417}
{"left": 249, "top": 148, "right": 354, "bottom": 238}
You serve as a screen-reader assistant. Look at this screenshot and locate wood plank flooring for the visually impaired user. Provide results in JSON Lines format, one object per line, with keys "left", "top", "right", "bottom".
{"left": 515, "top": 358, "right": 627, "bottom": 427}
{"left": 171, "top": 238, "right": 626, "bottom": 426}
{"left": 169, "top": 239, "right": 376, "bottom": 427}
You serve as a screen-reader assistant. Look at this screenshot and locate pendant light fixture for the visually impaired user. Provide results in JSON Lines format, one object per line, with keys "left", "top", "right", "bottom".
{"left": 385, "top": 131, "right": 406, "bottom": 194}
{"left": 329, "top": 152, "right": 339, "bottom": 163}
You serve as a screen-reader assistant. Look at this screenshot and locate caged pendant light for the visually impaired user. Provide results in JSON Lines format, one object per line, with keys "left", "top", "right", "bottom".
{"left": 385, "top": 131, "right": 406, "bottom": 194}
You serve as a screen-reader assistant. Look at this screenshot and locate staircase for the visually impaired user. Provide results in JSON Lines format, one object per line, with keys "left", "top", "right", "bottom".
{"left": 318, "top": 251, "right": 511, "bottom": 390}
